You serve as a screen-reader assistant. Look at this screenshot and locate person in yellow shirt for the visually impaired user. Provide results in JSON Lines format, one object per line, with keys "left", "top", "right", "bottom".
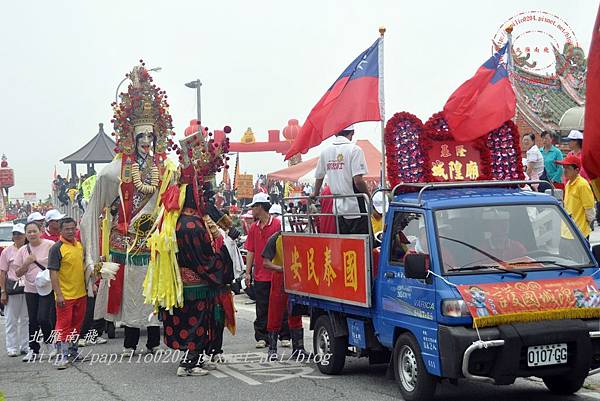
{"left": 48, "top": 218, "right": 89, "bottom": 369}
{"left": 556, "top": 155, "right": 595, "bottom": 240}
{"left": 371, "top": 192, "right": 389, "bottom": 235}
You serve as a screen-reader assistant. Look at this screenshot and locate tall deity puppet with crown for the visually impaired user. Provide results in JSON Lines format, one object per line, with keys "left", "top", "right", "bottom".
{"left": 80, "top": 62, "right": 178, "bottom": 343}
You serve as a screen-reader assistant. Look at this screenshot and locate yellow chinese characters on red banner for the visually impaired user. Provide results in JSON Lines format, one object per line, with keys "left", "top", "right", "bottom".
{"left": 428, "top": 142, "right": 481, "bottom": 181}
{"left": 282, "top": 234, "right": 369, "bottom": 306}
{"left": 457, "top": 277, "right": 600, "bottom": 328}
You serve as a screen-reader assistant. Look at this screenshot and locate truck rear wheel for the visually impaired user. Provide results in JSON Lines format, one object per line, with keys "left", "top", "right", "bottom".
{"left": 542, "top": 373, "right": 586, "bottom": 395}
{"left": 313, "top": 315, "right": 347, "bottom": 375}
{"left": 393, "top": 333, "right": 436, "bottom": 401}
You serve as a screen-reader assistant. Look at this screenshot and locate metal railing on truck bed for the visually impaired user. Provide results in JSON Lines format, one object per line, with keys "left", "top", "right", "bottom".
{"left": 391, "top": 180, "right": 556, "bottom": 206}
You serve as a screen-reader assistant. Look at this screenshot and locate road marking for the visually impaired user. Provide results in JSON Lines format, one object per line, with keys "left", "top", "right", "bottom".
{"left": 209, "top": 369, "right": 228, "bottom": 378}
{"left": 580, "top": 390, "right": 600, "bottom": 400}
{"left": 251, "top": 366, "right": 330, "bottom": 383}
{"left": 217, "top": 365, "right": 262, "bottom": 385}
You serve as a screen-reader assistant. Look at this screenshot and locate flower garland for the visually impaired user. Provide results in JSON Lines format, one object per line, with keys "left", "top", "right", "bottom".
{"left": 384, "top": 112, "right": 425, "bottom": 189}
{"left": 486, "top": 120, "right": 525, "bottom": 181}
{"left": 131, "top": 162, "right": 159, "bottom": 194}
{"left": 384, "top": 110, "right": 521, "bottom": 188}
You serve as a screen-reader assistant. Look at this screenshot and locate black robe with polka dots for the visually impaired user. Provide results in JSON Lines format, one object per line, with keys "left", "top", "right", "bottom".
{"left": 161, "top": 213, "right": 233, "bottom": 354}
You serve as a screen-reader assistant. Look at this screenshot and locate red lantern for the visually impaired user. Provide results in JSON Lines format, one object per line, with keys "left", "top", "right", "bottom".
{"left": 283, "top": 119, "right": 301, "bottom": 141}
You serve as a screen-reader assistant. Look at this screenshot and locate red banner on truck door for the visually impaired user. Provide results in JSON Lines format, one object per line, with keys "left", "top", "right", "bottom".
{"left": 282, "top": 233, "right": 371, "bottom": 307}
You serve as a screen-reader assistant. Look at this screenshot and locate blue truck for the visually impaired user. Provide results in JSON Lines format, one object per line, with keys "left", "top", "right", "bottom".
{"left": 282, "top": 181, "right": 600, "bottom": 401}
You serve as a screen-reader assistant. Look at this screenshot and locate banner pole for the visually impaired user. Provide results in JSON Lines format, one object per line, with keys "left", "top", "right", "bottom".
{"left": 379, "top": 26, "right": 386, "bottom": 190}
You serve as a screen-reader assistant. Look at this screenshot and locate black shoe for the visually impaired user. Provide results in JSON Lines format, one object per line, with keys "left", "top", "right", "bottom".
{"left": 107, "top": 322, "right": 116, "bottom": 339}
{"left": 291, "top": 328, "right": 311, "bottom": 359}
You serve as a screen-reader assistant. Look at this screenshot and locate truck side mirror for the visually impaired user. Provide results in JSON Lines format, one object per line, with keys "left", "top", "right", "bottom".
{"left": 592, "top": 244, "right": 600, "bottom": 265}
{"left": 404, "top": 254, "right": 429, "bottom": 280}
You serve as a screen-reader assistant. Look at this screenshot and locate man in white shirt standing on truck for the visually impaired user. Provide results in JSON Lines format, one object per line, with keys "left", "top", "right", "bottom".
{"left": 311, "top": 125, "right": 370, "bottom": 234}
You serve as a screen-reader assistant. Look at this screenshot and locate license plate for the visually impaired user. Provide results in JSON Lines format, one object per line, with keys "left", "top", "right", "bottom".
{"left": 527, "top": 343, "right": 568, "bottom": 367}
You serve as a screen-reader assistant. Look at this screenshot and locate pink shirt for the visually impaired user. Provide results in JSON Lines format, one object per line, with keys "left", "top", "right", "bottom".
{"left": 14, "top": 239, "right": 54, "bottom": 293}
{"left": 0, "top": 245, "right": 20, "bottom": 281}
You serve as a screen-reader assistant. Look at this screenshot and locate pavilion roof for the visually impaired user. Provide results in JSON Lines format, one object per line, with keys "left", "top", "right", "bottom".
{"left": 61, "top": 123, "right": 116, "bottom": 164}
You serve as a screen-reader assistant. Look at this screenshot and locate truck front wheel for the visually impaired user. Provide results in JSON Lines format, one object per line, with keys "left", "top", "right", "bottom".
{"left": 393, "top": 333, "right": 437, "bottom": 401}
{"left": 542, "top": 373, "right": 586, "bottom": 395}
{"left": 313, "top": 315, "right": 347, "bottom": 375}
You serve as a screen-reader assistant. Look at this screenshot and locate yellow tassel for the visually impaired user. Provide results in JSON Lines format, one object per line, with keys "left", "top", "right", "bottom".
{"left": 142, "top": 171, "right": 185, "bottom": 314}
{"left": 101, "top": 208, "right": 111, "bottom": 261}
{"left": 473, "top": 307, "right": 600, "bottom": 328}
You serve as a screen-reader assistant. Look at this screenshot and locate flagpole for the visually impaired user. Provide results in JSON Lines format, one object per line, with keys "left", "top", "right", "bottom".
{"left": 378, "top": 26, "right": 386, "bottom": 190}
{"left": 505, "top": 26, "right": 515, "bottom": 85}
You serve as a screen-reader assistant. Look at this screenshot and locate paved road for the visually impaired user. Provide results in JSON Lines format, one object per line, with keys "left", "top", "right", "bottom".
{"left": 1, "top": 293, "right": 600, "bottom": 401}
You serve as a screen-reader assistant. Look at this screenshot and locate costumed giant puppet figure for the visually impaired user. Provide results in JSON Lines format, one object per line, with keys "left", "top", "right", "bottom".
{"left": 80, "top": 63, "right": 177, "bottom": 354}
{"left": 143, "top": 128, "right": 241, "bottom": 376}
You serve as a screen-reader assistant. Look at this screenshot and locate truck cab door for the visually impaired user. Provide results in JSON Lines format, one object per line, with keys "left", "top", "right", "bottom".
{"left": 374, "top": 210, "right": 438, "bottom": 355}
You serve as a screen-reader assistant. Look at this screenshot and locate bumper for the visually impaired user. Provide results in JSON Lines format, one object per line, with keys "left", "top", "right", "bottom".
{"left": 438, "top": 319, "right": 600, "bottom": 384}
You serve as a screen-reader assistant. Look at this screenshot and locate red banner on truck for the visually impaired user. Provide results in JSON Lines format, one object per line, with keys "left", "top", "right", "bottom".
{"left": 457, "top": 276, "right": 600, "bottom": 328}
{"left": 282, "top": 233, "right": 371, "bottom": 307}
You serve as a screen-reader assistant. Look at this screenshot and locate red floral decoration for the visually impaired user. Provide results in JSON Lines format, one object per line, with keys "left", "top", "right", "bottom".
{"left": 486, "top": 120, "right": 525, "bottom": 181}
{"left": 385, "top": 110, "right": 524, "bottom": 190}
{"left": 384, "top": 112, "right": 425, "bottom": 188}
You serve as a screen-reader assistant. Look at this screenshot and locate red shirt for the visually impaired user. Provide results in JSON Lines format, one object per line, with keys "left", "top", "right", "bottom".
{"left": 41, "top": 229, "right": 60, "bottom": 242}
{"left": 41, "top": 229, "right": 81, "bottom": 242}
{"left": 245, "top": 216, "right": 281, "bottom": 282}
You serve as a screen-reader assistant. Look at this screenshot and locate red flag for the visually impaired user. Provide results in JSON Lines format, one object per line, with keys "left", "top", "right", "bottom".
{"left": 285, "top": 38, "right": 383, "bottom": 160}
{"left": 443, "top": 43, "right": 516, "bottom": 142}
{"left": 584, "top": 5, "right": 600, "bottom": 198}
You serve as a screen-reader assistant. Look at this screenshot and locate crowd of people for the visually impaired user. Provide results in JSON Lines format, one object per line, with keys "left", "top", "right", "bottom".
{"left": 0, "top": 209, "right": 108, "bottom": 370}
{"left": 52, "top": 171, "right": 96, "bottom": 211}
{"left": 3, "top": 199, "right": 54, "bottom": 221}
{"left": 521, "top": 129, "right": 597, "bottom": 236}
{"left": 0, "top": 123, "right": 597, "bottom": 377}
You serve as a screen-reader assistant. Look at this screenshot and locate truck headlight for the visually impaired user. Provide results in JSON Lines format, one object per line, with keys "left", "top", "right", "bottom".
{"left": 442, "top": 299, "right": 470, "bottom": 317}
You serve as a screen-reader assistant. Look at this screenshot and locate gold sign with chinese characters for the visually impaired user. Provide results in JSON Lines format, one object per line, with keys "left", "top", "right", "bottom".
{"left": 282, "top": 233, "right": 370, "bottom": 307}
{"left": 427, "top": 142, "right": 481, "bottom": 182}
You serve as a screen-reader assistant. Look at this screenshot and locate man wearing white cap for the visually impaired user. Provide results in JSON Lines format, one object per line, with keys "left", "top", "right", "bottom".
{"left": 565, "top": 130, "right": 589, "bottom": 181}
{"left": 243, "top": 193, "right": 288, "bottom": 348}
{"left": 42, "top": 209, "right": 66, "bottom": 242}
{"left": 312, "top": 125, "right": 370, "bottom": 234}
{"left": 27, "top": 212, "right": 45, "bottom": 226}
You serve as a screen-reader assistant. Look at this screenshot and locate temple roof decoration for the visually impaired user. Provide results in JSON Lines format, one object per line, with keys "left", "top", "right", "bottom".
{"left": 510, "top": 43, "right": 587, "bottom": 134}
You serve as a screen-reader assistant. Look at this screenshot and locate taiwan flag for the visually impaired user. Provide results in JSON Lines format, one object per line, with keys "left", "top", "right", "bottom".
{"left": 443, "top": 43, "right": 516, "bottom": 142}
{"left": 285, "top": 38, "right": 383, "bottom": 160}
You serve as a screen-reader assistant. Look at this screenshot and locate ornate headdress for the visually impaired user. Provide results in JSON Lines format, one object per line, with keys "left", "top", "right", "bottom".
{"left": 110, "top": 61, "right": 176, "bottom": 162}
{"left": 177, "top": 126, "right": 232, "bottom": 232}
{"left": 177, "top": 126, "right": 231, "bottom": 186}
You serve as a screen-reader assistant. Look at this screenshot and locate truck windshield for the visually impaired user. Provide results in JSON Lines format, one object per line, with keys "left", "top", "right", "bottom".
{"left": 434, "top": 204, "right": 594, "bottom": 274}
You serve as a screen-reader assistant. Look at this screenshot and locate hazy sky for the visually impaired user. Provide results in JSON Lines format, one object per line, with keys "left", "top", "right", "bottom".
{"left": 1, "top": 0, "right": 597, "bottom": 199}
